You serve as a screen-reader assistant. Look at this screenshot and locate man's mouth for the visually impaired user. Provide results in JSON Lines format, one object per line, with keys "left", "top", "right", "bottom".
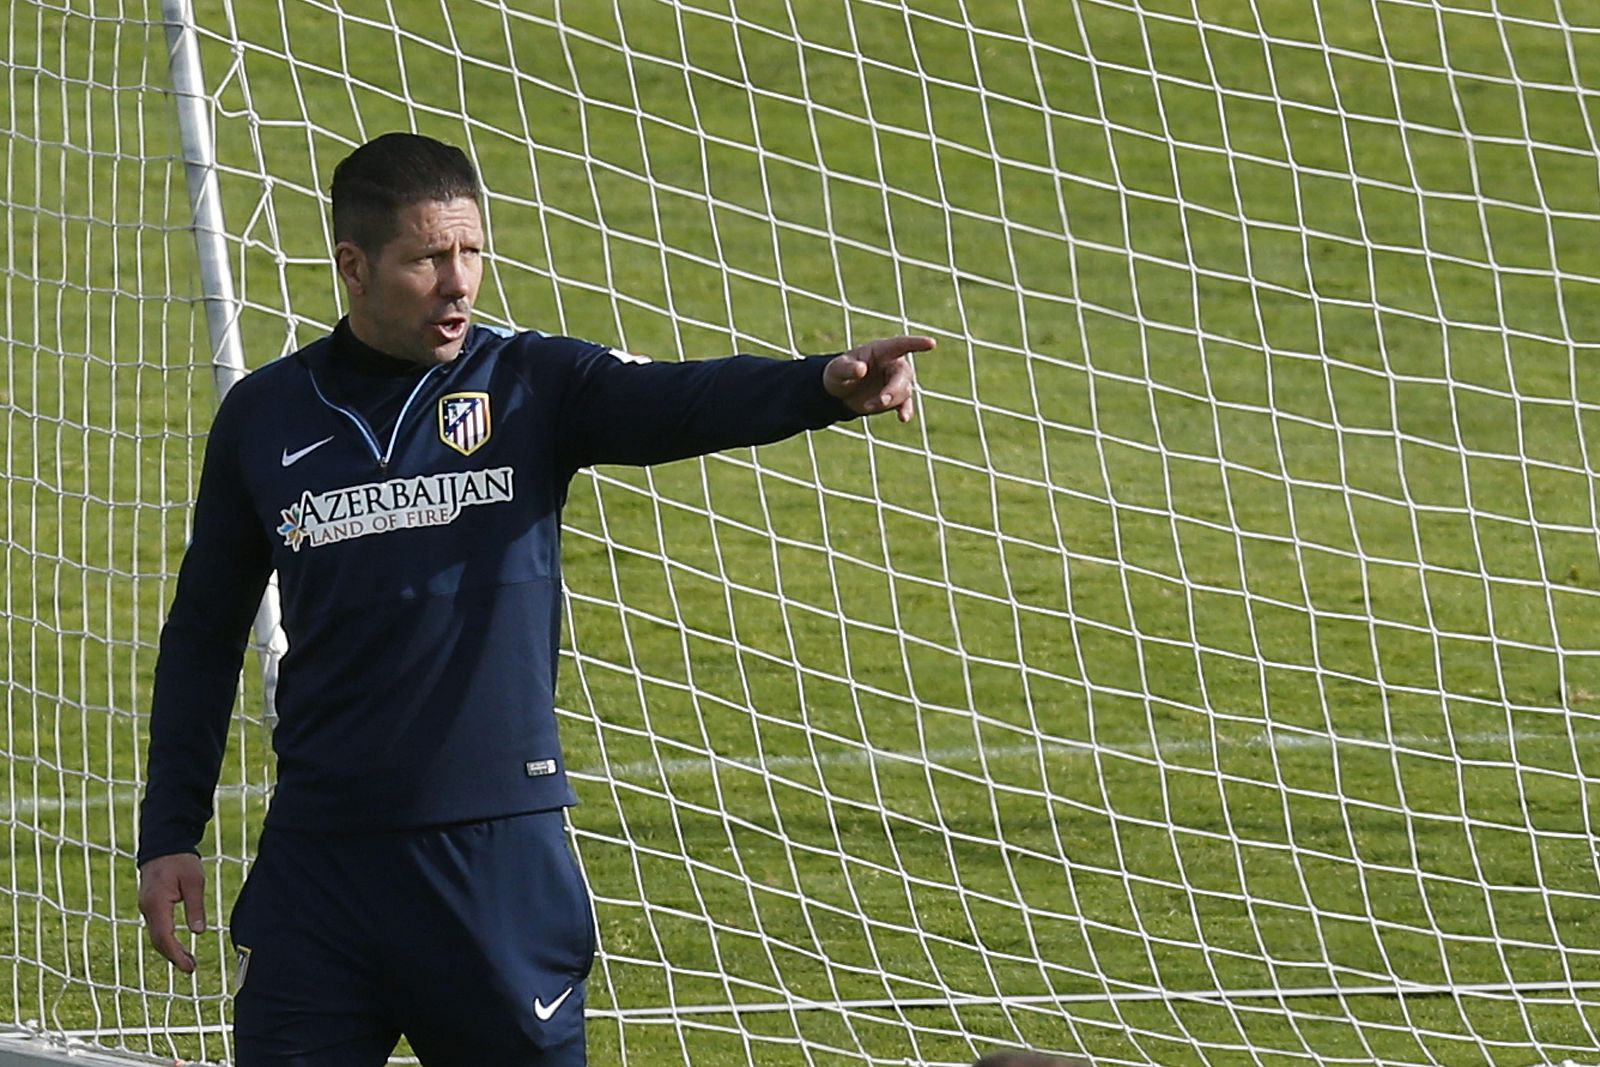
{"left": 430, "top": 314, "right": 469, "bottom": 343}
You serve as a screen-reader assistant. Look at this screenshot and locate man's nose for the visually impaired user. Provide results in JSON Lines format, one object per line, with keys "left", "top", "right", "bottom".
{"left": 438, "top": 255, "right": 472, "bottom": 298}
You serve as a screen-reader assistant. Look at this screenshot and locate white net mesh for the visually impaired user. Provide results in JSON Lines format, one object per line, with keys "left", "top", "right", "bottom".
{"left": 5, "top": 0, "right": 1600, "bottom": 1065}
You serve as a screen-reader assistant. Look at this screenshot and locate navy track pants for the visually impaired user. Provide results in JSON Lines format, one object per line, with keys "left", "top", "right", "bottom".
{"left": 229, "top": 810, "right": 594, "bottom": 1066}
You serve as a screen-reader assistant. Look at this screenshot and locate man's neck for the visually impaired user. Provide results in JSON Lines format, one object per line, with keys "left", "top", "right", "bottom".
{"left": 334, "top": 318, "right": 429, "bottom": 378}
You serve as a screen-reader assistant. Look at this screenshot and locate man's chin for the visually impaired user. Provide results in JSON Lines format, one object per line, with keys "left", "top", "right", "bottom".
{"left": 425, "top": 325, "right": 470, "bottom": 364}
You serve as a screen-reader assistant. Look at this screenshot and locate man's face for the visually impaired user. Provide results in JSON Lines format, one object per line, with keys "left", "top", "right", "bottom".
{"left": 338, "top": 197, "right": 484, "bottom": 366}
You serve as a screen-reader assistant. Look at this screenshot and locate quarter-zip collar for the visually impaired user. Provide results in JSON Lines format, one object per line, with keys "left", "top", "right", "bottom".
{"left": 299, "top": 318, "right": 454, "bottom": 473}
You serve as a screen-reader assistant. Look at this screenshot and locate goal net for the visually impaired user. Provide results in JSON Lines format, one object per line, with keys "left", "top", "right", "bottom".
{"left": 5, "top": 0, "right": 1600, "bottom": 1064}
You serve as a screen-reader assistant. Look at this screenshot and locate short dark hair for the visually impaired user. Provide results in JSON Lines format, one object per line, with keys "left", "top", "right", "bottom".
{"left": 972, "top": 1053, "right": 1091, "bottom": 1067}
{"left": 330, "top": 132, "right": 481, "bottom": 252}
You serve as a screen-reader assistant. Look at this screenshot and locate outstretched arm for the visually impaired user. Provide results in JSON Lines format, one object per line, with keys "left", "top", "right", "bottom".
{"left": 552, "top": 334, "right": 933, "bottom": 474}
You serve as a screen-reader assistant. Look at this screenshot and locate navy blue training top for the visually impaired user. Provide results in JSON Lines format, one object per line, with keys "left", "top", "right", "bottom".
{"left": 136, "top": 323, "right": 852, "bottom": 864}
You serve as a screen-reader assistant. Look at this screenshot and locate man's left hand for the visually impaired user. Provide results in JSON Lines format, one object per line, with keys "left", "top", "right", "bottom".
{"left": 823, "top": 335, "right": 934, "bottom": 423}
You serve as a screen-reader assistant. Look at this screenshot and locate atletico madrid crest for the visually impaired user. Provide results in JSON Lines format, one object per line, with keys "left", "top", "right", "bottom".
{"left": 439, "top": 392, "right": 492, "bottom": 456}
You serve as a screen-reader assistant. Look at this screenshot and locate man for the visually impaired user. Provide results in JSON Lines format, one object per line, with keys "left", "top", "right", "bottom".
{"left": 136, "top": 132, "right": 929, "bottom": 1065}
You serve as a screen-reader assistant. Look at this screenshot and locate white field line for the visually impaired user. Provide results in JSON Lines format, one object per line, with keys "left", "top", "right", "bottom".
{"left": 585, "top": 725, "right": 1600, "bottom": 785}
{"left": 6, "top": 726, "right": 1599, "bottom": 821}
{"left": 2, "top": 781, "right": 268, "bottom": 821}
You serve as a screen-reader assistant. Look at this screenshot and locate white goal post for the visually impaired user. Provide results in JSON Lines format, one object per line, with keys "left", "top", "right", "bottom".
{"left": 5, "top": 1, "right": 1600, "bottom": 1066}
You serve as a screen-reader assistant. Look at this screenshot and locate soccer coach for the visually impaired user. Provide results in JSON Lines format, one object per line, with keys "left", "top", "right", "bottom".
{"left": 136, "top": 132, "right": 930, "bottom": 1065}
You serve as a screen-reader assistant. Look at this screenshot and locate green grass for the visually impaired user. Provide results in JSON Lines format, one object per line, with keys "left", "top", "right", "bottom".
{"left": 7, "top": 0, "right": 1600, "bottom": 1064}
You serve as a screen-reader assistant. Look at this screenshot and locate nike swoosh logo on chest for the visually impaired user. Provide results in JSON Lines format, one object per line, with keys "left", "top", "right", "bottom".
{"left": 281, "top": 435, "right": 335, "bottom": 467}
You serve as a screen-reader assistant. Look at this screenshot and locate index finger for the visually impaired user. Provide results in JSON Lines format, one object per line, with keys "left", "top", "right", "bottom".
{"left": 860, "top": 335, "right": 936, "bottom": 365}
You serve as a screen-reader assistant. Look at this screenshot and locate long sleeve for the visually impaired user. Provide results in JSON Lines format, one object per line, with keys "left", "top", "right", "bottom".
{"left": 551, "top": 347, "right": 855, "bottom": 476}
{"left": 137, "top": 386, "right": 273, "bottom": 865}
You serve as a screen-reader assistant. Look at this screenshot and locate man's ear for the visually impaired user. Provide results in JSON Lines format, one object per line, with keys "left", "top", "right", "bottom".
{"left": 335, "top": 241, "right": 368, "bottom": 297}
